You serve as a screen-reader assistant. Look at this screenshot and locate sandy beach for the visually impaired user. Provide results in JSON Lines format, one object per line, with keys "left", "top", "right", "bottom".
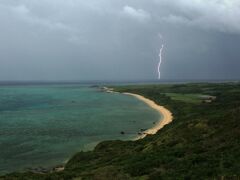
{"left": 123, "top": 93, "right": 173, "bottom": 140}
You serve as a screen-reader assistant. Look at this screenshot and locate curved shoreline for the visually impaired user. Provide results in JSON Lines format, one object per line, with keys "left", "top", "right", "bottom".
{"left": 56, "top": 90, "right": 173, "bottom": 172}
{"left": 57, "top": 89, "right": 173, "bottom": 172}
{"left": 122, "top": 92, "right": 173, "bottom": 140}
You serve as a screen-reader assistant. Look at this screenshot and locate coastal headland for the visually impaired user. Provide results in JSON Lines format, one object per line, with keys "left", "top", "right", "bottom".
{"left": 1, "top": 83, "right": 240, "bottom": 179}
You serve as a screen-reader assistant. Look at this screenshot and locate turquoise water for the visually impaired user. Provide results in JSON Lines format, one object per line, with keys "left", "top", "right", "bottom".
{"left": 0, "top": 85, "right": 160, "bottom": 174}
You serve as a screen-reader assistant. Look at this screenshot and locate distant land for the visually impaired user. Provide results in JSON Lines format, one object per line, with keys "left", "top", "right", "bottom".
{"left": 0, "top": 79, "right": 239, "bottom": 86}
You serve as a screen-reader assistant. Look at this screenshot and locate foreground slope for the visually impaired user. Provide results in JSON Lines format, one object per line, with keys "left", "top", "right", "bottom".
{"left": 2, "top": 83, "right": 240, "bottom": 179}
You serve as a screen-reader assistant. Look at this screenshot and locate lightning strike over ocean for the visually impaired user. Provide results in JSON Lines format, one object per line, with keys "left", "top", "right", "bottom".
{"left": 158, "top": 44, "right": 164, "bottom": 80}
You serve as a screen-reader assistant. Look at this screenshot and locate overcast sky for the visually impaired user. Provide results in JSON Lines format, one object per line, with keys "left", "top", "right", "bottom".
{"left": 0, "top": 0, "right": 240, "bottom": 81}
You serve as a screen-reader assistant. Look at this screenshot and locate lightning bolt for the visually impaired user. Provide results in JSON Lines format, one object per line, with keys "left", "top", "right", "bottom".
{"left": 158, "top": 44, "right": 164, "bottom": 80}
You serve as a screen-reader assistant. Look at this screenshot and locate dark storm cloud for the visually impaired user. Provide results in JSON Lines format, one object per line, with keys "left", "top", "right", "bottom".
{"left": 0, "top": 0, "right": 239, "bottom": 81}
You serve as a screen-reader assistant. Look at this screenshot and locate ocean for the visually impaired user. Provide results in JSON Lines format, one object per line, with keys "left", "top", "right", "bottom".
{"left": 0, "top": 84, "right": 160, "bottom": 174}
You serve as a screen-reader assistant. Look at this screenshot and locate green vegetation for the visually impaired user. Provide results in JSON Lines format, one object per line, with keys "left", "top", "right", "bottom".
{"left": 1, "top": 83, "right": 240, "bottom": 179}
{"left": 164, "top": 93, "right": 204, "bottom": 103}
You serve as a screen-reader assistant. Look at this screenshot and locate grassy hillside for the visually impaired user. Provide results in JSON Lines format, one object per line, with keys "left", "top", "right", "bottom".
{"left": 1, "top": 83, "right": 240, "bottom": 179}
